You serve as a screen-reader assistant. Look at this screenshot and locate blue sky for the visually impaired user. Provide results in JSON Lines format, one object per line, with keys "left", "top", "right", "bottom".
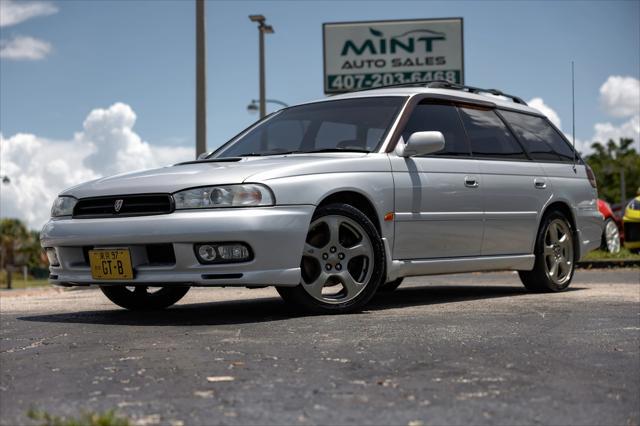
{"left": 1, "top": 0, "right": 639, "bottom": 150}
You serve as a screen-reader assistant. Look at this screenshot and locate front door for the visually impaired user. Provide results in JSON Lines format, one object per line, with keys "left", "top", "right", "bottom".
{"left": 390, "top": 101, "right": 484, "bottom": 259}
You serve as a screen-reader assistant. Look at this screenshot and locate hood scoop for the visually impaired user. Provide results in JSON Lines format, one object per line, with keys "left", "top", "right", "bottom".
{"left": 175, "top": 157, "right": 242, "bottom": 166}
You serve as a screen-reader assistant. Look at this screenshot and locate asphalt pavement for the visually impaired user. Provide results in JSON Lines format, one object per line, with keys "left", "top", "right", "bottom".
{"left": 1, "top": 269, "right": 638, "bottom": 426}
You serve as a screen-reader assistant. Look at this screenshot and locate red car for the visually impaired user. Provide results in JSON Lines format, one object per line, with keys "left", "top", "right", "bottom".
{"left": 598, "top": 199, "right": 622, "bottom": 253}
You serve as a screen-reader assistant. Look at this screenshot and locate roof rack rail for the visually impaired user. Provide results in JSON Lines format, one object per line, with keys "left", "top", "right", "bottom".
{"left": 353, "top": 79, "right": 528, "bottom": 106}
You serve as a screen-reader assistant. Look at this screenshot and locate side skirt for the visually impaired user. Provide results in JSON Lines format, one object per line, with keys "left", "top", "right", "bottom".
{"left": 389, "top": 254, "right": 535, "bottom": 279}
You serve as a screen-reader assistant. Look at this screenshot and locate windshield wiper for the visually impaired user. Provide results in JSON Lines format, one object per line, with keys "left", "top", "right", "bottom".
{"left": 239, "top": 151, "right": 300, "bottom": 157}
{"left": 238, "top": 148, "right": 370, "bottom": 157}
{"left": 298, "top": 148, "right": 370, "bottom": 154}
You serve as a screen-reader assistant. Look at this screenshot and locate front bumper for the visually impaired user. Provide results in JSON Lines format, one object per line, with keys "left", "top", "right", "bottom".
{"left": 41, "top": 205, "right": 314, "bottom": 287}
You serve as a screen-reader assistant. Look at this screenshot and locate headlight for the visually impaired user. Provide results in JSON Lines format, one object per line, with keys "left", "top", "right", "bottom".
{"left": 173, "top": 184, "right": 274, "bottom": 209}
{"left": 628, "top": 199, "right": 640, "bottom": 210}
{"left": 50, "top": 196, "right": 77, "bottom": 217}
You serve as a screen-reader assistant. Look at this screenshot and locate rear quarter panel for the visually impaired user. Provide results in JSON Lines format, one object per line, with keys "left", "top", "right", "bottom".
{"left": 540, "top": 162, "right": 602, "bottom": 259}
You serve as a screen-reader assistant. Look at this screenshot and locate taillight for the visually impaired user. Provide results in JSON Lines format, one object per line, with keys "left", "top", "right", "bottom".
{"left": 585, "top": 164, "right": 597, "bottom": 188}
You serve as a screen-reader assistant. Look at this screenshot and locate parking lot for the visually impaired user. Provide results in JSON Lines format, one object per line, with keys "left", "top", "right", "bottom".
{"left": 1, "top": 268, "right": 638, "bottom": 426}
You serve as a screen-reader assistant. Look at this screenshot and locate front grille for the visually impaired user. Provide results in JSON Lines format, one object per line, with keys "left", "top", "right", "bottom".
{"left": 624, "top": 222, "right": 640, "bottom": 242}
{"left": 73, "top": 194, "right": 173, "bottom": 218}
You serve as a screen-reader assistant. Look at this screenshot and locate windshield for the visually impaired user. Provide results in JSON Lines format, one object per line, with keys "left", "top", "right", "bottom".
{"left": 213, "top": 97, "right": 406, "bottom": 158}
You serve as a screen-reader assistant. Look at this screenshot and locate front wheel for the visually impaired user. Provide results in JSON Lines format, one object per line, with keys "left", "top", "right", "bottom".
{"left": 277, "top": 203, "right": 385, "bottom": 314}
{"left": 519, "top": 211, "right": 575, "bottom": 292}
{"left": 100, "top": 286, "right": 190, "bottom": 310}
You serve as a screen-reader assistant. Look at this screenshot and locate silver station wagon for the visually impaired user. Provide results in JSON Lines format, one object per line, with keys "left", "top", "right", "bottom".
{"left": 41, "top": 81, "right": 603, "bottom": 314}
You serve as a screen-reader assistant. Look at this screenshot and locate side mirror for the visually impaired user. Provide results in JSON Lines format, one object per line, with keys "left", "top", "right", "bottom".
{"left": 398, "top": 131, "right": 445, "bottom": 157}
{"left": 197, "top": 151, "right": 212, "bottom": 160}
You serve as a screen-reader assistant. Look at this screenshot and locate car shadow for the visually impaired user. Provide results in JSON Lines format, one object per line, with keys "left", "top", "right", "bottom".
{"left": 17, "top": 285, "right": 583, "bottom": 327}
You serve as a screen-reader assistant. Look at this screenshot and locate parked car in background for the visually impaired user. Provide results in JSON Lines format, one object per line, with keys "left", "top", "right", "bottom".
{"left": 598, "top": 199, "right": 622, "bottom": 253}
{"left": 41, "top": 81, "right": 603, "bottom": 313}
{"left": 623, "top": 195, "right": 640, "bottom": 254}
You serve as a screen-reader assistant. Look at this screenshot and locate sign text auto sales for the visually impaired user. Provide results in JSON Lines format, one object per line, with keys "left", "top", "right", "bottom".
{"left": 323, "top": 18, "right": 464, "bottom": 94}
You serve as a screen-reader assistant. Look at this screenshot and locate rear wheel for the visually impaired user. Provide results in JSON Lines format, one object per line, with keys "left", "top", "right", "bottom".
{"left": 519, "top": 211, "right": 575, "bottom": 292}
{"left": 277, "top": 203, "right": 385, "bottom": 314}
{"left": 100, "top": 286, "right": 190, "bottom": 310}
{"left": 601, "top": 218, "right": 621, "bottom": 253}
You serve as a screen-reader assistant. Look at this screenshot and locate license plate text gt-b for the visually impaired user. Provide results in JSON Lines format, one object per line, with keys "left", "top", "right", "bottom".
{"left": 89, "top": 249, "right": 134, "bottom": 280}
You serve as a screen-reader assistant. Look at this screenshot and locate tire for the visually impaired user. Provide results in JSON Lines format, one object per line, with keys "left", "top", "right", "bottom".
{"left": 100, "top": 285, "right": 190, "bottom": 310}
{"left": 600, "top": 218, "right": 621, "bottom": 253}
{"left": 519, "top": 211, "right": 576, "bottom": 292}
{"left": 276, "top": 203, "right": 385, "bottom": 314}
{"left": 378, "top": 278, "right": 404, "bottom": 292}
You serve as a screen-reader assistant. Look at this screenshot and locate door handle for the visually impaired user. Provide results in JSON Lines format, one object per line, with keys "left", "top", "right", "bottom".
{"left": 534, "top": 179, "right": 547, "bottom": 189}
{"left": 464, "top": 176, "right": 479, "bottom": 188}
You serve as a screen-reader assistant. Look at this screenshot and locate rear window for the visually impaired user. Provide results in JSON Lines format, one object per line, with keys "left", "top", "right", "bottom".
{"left": 499, "top": 111, "right": 570, "bottom": 162}
{"left": 458, "top": 106, "right": 526, "bottom": 160}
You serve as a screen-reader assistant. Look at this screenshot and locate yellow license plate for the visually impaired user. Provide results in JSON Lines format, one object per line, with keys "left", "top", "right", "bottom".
{"left": 89, "top": 249, "right": 134, "bottom": 280}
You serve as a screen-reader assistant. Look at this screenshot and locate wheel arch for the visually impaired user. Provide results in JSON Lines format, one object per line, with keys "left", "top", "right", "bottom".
{"left": 540, "top": 200, "right": 580, "bottom": 260}
{"left": 316, "top": 190, "right": 381, "bottom": 234}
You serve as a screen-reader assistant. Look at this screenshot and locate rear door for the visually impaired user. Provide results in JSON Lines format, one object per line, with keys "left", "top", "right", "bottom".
{"left": 390, "top": 101, "right": 484, "bottom": 259}
{"left": 457, "top": 106, "right": 548, "bottom": 255}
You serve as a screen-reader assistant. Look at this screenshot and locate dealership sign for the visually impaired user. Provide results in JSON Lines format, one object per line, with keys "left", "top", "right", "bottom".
{"left": 323, "top": 18, "right": 464, "bottom": 94}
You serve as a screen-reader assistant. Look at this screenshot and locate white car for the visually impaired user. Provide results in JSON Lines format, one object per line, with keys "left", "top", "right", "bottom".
{"left": 41, "top": 82, "right": 603, "bottom": 314}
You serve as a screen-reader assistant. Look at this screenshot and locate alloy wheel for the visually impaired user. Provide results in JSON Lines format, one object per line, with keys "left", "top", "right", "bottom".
{"left": 543, "top": 218, "right": 574, "bottom": 286}
{"left": 604, "top": 220, "right": 621, "bottom": 253}
{"left": 300, "top": 215, "right": 374, "bottom": 304}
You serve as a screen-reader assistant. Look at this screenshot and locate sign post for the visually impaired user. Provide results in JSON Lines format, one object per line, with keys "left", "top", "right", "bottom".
{"left": 323, "top": 18, "right": 464, "bottom": 94}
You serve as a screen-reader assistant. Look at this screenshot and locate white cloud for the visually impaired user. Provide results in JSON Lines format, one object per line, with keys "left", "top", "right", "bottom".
{"left": 527, "top": 97, "right": 561, "bottom": 129}
{"left": 592, "top": 115, "right": 640, "bottom": 147}
{"left": 0, "top": 103, "right": 192, "bottom": 229}
{"left": 0, "top": 35, "right": 51, "bottom": 60}
{"left": 599, "top": 76, "right": 640, "bottom": 118}
{"left": 0, "top": 0, "right": 58, "bottom": 27}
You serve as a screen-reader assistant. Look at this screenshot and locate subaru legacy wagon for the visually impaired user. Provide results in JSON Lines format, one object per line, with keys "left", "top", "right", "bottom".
{"left": 41, "top": 81, "right": 603, "bottom": 314}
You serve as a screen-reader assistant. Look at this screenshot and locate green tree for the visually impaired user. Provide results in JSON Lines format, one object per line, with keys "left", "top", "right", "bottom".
{"left": 0, "top": 218, "right": 45, "bottom": 270}
{"left": 585, "top": 138, "right": 640, "bottom": 204}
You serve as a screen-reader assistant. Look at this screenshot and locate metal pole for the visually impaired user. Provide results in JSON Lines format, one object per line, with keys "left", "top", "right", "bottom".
{"left": 195, "top": 0, "right": 207, "bottom": 158}
{"left": 259, "top": 28, "right": 266, "bottom": 119}
{"left": 620, "top": 169, "right": 626, "bottom": 208}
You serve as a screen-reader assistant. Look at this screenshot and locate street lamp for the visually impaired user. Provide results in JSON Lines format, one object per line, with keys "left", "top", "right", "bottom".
{"left": 249, "top": 15, "right": 274, "bottom": 119}
{"left": 247, "top": 98, "right": 288, "bottom": 114}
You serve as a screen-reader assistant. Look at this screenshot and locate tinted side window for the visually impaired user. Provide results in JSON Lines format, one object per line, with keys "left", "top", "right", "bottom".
{"left": 458, "top": 107, "right": 526, "bottom": 159}
{"left": 499, "top": 111, "right": 563, "bottom": 161}
{"left": 544, "top": 125, "right": 575, "bottom": 162}
{"left": 402, "top": 103, "right": 470, "bottom": 156}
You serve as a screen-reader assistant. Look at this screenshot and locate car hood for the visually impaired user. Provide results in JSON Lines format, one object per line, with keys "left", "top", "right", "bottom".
{"left": 61, "top": 153, "right": 375, "bottom": 198}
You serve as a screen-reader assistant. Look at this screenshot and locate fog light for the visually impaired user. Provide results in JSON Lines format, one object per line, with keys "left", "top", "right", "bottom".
{"left": 197, "top": 244, "right": 217, "bottom": 262}
{"left": 194, "top": 243, "right": 252, "bottom": 264}
{"left": 218, "top": 244, "right": 250, "bottom": 261}
{"left": 45, "top": 248, "right": 60, "bottom": 266}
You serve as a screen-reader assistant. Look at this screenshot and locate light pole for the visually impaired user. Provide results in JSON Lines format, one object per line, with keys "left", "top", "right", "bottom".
{"left": 246, "top": 98, "right": 288, "bottom": 114}
{"left": 249, "top": 15, "right": 274, "bottom": 119}
{"left": 195, "top": 0, "right": 207, "bottom": 158}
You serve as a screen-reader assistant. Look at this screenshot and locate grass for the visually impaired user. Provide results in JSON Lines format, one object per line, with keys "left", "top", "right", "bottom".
{"left": 0, "top": 278, "right": 50, "bottom": 290}
{"left": 583, "top": 247, "right": 640, "bottom": 261}
{"left": 27, "top": 409, "right": 131, "bottom": 426}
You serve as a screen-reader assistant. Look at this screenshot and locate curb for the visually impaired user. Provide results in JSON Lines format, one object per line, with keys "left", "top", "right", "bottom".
{"left": 577, "top": 259, "right": 640, "bottom": 269}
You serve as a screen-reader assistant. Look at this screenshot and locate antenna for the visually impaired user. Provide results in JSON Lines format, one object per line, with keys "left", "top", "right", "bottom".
{"left": 572, "top": 60, "right": 577, "bottom": 171}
